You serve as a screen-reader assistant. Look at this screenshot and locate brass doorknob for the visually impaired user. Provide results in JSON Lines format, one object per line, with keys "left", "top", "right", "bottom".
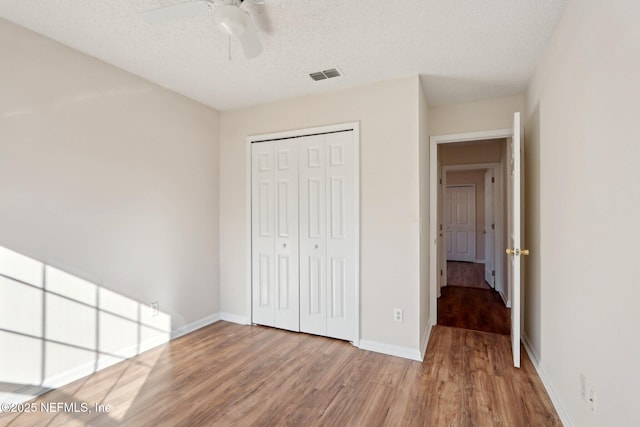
{"left": 506, "top": 248, "right": 530, "bottom": 256}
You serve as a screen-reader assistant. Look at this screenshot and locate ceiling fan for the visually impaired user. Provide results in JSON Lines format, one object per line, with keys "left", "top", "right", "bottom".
{"left": 142, "top": 0, "right": 264, "bottom": 59}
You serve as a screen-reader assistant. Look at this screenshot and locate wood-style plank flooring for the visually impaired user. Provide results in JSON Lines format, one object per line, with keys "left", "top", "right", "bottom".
{"left": 1, "top": 322, "right": 560, "bottom": 426}
{"left": 439, "top": 262, "right": 510, "bottom": 335}
{"left": 438, "top": 286, "right": 511, "bottom": 335}
{"left": 446, "top": 261, "right": 490, "bottom": 289}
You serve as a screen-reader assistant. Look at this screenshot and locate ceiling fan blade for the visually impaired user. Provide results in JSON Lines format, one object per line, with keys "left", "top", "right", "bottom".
{"left": 237, "top": 15, "right": 263, "bottom": 59}
{"left": 141, "top": 1, "right": 212, "bottom": 24}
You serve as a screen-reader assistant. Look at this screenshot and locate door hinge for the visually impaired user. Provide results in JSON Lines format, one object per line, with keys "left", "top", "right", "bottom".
{"left": 439, "top": 178, "right": 442, "bottom": 185}
{"left": 491, "top": 177, "right": 495, "bottom": 183}
{"left": 492, "top": 270, "right": 495, "bottom": 277}
{"left": 440, "top": 269, "right": 443, "bottom": 276}
{"left": 491, "top": 223, "right": 495, "bottom": 230}
{"left": 439, "top": 224, "right": 443, "bottom": 231}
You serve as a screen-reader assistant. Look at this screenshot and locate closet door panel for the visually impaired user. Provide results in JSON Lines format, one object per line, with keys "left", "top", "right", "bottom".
{"left": 299, "top": 135, "right": 327, "bottom": 336}
{"left": 325, "top": 132, "right": 356, "bottom": 341}
{"left": 251, "top": 142, "right": 275, "bottom": 326}
{"left": 252, "top": 128, "right": 357, "bottom": 343}
{"left": 274, "top": 140, "right": 299, "bottom": 331}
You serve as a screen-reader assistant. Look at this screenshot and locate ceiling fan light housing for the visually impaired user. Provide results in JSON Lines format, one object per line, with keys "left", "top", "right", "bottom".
{"left": 215, "top": 5, "right": 249, "bottom": 36}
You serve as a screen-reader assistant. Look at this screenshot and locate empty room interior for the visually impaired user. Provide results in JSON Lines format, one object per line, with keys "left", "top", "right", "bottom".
{"left": 1, "top": 1, "right": 638, "bottom": 426}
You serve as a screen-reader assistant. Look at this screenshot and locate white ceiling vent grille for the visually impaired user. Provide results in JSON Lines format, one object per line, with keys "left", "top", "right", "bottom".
{"left": 309, "top": 68, "right": 342, "bottom": 81}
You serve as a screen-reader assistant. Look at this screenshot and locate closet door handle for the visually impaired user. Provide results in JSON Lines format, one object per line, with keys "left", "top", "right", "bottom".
{"left": 314, "top": 244, "right": 319, "bottom": 249}
{"left": 283, "top": 243, "right": 287, "bottom": 248}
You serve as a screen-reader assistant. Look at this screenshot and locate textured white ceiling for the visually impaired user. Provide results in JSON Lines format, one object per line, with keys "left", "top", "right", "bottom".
{"left": 0, "top": 0, "right": 567, "bottom": 110}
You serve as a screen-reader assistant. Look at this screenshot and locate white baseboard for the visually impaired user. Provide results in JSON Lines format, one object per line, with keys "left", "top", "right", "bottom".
{"left": 475, "top": 259, "right": 486, "bottom": 264}
{"left": 171, "top": 313, "right": 221, "bottom": 339}
{"left": 41, "top": 334, "right": 171, "bottom": 390}
{"left": 42, "top": 361, "right": 99, "bottom": 390}
{"left": 358, "top": 339, "right": 422, "bottom": 361}
{"left": 498, "top": 290, "right": 510, "bottom": 307}
{"left": 522, "top": 334, "right": 574, "bottom": 427}
{"left": 420, "top": 321, "right": 433, "bottom": 360}
{"left": 2, "top": 313, "right": 223, "bottom": 405}
{"left": 220, "top": 312, "right": 249, "bottom": 325}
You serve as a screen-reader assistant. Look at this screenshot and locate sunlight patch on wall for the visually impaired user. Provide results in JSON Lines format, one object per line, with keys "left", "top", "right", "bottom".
{"left": 0, "top": 245, "right": 171, "bottom": 406}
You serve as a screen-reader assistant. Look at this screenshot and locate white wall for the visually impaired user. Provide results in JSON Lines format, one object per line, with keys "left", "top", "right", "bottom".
{"left": 0, "top": 20, "right": 220, "bottom": 341}
{"left": 525, "top": 1, "right": 640, "bottom": 425}
{"left": 220, "top": 76, "right": 423, "bottom": 353}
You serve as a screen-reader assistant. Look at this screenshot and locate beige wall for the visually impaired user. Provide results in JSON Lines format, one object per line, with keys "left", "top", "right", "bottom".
{"left": 418, "top": 83, "right": 431, "bottom": 353}
{"left": 446, "top": 170, "right": 487, "bottom": 260}
{"left": 429, "top": 96, "right": 524, "bottom": 136}
{"left": 438, "top": 139, "right": 504, "bottom": 165}
{"left": 219, "top": 76, "right": 423, "bottom": 351}
{"left": 525, "top": 0, "right": 640, "bottom": 425}
{"left": 0, "top": 19, "right": 220, "bottom": 332}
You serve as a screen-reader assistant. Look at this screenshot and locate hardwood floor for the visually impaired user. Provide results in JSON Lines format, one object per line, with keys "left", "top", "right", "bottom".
{"left": 439, "top": 261, "right": 510, "bottom": 335}
{"left": 0, "top": 322, "right": 560, "bottom": 426}
{"left": 446, "top": 261, "right": 489, "bottom": 289}
{"left": 438, "top": 286, "right": 511, "bottom": 335}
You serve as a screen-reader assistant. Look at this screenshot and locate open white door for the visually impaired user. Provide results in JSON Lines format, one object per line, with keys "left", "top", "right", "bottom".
{"left": 438, "top": 161, "right": 446, "bottom": 291}
{"left": 507, "top": 112, "right": 526, "bottom": 368}
{"left": 484, "top": 169, "right": 495, "bottom": 287}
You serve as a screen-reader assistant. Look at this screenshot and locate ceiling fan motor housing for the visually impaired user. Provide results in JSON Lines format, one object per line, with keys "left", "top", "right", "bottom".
{"left": 215, "top": 4, "right": 249, "bottom": 36}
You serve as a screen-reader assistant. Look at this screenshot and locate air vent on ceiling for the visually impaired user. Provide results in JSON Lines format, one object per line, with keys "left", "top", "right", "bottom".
{"left": 309, "top": 68, "right": 342, "bottom": 81}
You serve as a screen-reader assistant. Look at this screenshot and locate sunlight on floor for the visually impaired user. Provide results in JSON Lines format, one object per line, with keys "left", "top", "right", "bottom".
{"left": 0, "top": 243, "right": 171, "bottom": 419}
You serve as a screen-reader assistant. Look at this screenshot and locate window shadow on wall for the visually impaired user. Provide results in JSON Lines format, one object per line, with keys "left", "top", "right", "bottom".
{"left": 0, "top": 244, "right": 171, "bottom": 415}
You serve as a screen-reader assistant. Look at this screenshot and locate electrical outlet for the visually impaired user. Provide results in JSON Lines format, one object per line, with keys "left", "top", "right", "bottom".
{"left": 580, "top": 373, "right": 586, "bottom": 401}
{"left": 151, "top": 302, "right": 159, "bottom": 316}
{"left": 393, "top": 308, "right": 403, "bottom": 322}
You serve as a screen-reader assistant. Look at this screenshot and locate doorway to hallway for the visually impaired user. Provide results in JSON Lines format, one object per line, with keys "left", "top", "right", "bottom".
{"left": 436, "top": 142, "right": 510, "bottom": 336}
{"left": 430, "top": 113, "right": 525, "bottom": 368}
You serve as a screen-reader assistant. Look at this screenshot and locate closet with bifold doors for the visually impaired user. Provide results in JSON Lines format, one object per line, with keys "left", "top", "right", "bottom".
{"left": 250, "top": 126, "right": 358, "bottom": 342}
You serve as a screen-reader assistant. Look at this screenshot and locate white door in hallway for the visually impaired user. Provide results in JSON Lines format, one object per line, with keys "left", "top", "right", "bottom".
{"left": 445, "top": 185, "right": 476, "bottom": 262}
{"left": 507, "top": 112, "right": 524, "bottom": 368}
{"left": 484, "top": 170, "right": 495, "bottom": 287}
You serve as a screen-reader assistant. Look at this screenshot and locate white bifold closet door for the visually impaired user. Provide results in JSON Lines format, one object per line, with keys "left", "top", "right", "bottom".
{"left": 299, "top": 132, "right": 355, "bottom": 341}
{"left": 251, "top": 140, "right": 299, "bottom": 332}
{"left": 251, "top": 130, "right": 355, "bottom": 342}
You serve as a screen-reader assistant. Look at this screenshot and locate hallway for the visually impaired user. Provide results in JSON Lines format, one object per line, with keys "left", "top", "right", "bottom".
{"left": 438, "top": 262, "right": 510, "bottom": 335}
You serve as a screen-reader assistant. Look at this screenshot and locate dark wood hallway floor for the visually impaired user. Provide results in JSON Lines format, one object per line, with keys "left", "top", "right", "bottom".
{"left": 446, "top": 261, "right": 490, "bottom": 289}
{"left": 438, "top": 262, "right": 510, "bottom": 335}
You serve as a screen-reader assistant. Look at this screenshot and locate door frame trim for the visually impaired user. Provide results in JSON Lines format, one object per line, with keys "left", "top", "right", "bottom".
{"left": 246, "top": 121, "right": 361, "bottom": 345}
{"left": 429, "top": 129, "right": 512, "bottom": 326}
